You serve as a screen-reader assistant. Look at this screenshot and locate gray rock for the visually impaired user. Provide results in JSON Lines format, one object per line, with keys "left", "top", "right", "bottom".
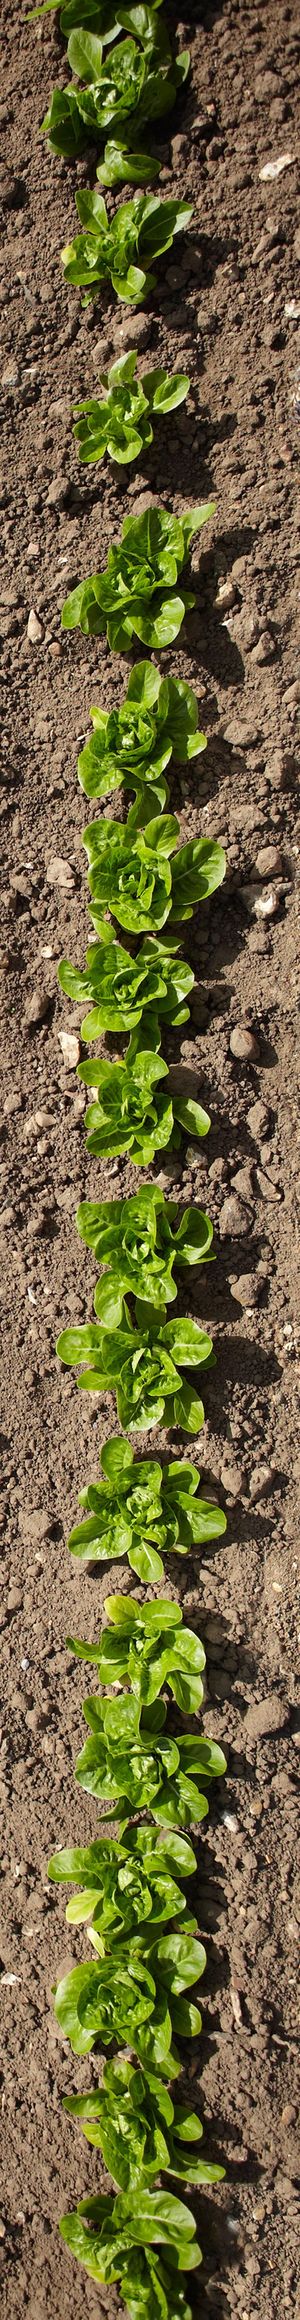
{"left": 231, "top": 1164, "right": 254, "bottom": 1202}
{"left": 219, "top": 1194, "right": 251, "bottom": 1238}
{"left": 247, "top": 1099, "right": 269, "bottom": 1138}
{"left": 229, "top": 1272, "right": 260, "bottom": 1308}
{"left": 24, "top": 987, "right": 51, "bottom": 1028}
{"left": 257, "top": 1167, "right": 281, "bottom": 1202}
{"left": 249, "top": 1464, "right": 273, "bottom": 1500}
{"left": 220, "top": 1460, "right": 244, "bottom": 1497}
{"left": 47, "top": 476, "right": 68, "bottom": 509}
{"left": 224, "top": 717, "right": 260, "bottom": 748}
{"left": 230, "top": 1026, "right": 260, "bottom": 1062}
{"left": 115, "top": 310, "right": 151, "bottom": 348}
{"left": 254, "top": 844, "right": 284, "bottom": 877}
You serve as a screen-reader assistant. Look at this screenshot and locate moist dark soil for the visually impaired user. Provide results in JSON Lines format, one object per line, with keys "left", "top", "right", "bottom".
{"left": 0, "top": 1, "right": 300, "bottom": 2316}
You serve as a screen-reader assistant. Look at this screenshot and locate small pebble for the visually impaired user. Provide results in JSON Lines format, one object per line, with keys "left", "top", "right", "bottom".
{"left": 249, "top": 1464, "right": 272, "bottom": 1500}
{"left": 156, "top": 1157, "right": 182, "bottom": 1186}
{"left": 2, "top": 359, "right": 18, "bottom": 386}
{"left": 46, "top": 856, "right": 75, "bottom": 892}
{"left": 219, "top": 1194, "right": 251, "bottom": 1238}
{"left": 230, "top": 1026, "right": 260, "bottom": 1061}
{"left": 224, "top": 717, "right": 259, "bottom": 748}
{"left": 259, "top": 153, "right": 294, "bottom": 180}
{"left": 27, "top": 609, "right": 43, "bottom": 644}
{"left": 247, "top": 1099, "right": 269, "bottom": 1138}
{"left": 254, "top": 845, "right": 283, "bottom": 877}
{"left": 47, "top": 476, "right": 68, "bottom": 509}
{"left": 257, "top": 1167, "right": 281, "bottom": 1202}
{"left": 58, "top": 1030, "right": 80, "bottom": 1069}
{"left": 229, "top": 1272, "right": 260, "bottom": 1309}
{"left": 24, "top": 986, "right": 51, "bottom": 1028}
{"left": 231, "top": 1164, "right": 254, "bottom": 1202}
{"left": 220, "top": 1461, "right": 243, "bottom": 1498}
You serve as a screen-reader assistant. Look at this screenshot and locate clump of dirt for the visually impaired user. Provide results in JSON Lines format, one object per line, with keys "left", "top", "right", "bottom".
{"left": 0, "top": 2, "right": 299, "bottom": 2318}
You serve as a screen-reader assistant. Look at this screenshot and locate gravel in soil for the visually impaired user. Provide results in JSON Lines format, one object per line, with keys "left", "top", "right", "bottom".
{"left": 0, "top": 1, "right": 299, "bottom": 2316}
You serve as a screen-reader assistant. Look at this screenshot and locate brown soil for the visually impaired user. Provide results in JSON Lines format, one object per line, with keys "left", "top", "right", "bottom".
{"left": 0, "top": 0, "right": 300, "bottom": 2315}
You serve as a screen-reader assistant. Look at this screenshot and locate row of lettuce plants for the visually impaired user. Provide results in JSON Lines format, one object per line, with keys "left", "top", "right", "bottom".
{"left": 29, "top": 2, "right": 228, "bottom": 2314}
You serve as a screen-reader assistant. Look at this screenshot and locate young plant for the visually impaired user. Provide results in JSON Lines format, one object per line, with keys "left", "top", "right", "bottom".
{"left": 61, "top": 501, "right": 214, "bottom": 651}
{"left": 77, "top": 1047, "right": 210, "bottom": 1165}
{"left": 82, "top": 806, "right": 225, "bottom": 936}
{"left": 54, "top": 1909, "right": 208, "bottom": 2049}
{"left": 28, "top": 0, "right": 164, "bottom": 25}
{"left": 41, "top": 34, "right": 190, "bottom": 166}
{"left": 59, "top": 2186, "right": 202, "bottom": 2319}
{"left": 57, "top": 1307, "right": 213, "bottom": 1433}
{"left": 76, "top": 1186, "right": 214, "bottom": 1325}
{"left": 73, "top": 1694, "right": 225, "bottom": 1831}
{"left": 69, "top": 1591, "right": 207, "bottom": 1714}
{"left": 49, "top": 1824, "right": 198, "bottom": 1943}
{"left": 61, "top": 191, "right": 192, "bottom": 308}
{"left": 58, "top": 928, "right": 195, "bottom": 1038}
{"left": 72, "top": 352, "right": 189, "bottom": 468}
{"left": 77, "top": 662, "right": 207, "bottom": 809}
{"left": 63, "top": 2057, "right": 224, "bottom": 2191}
{"left": 67, "top": 1436, "right": 227, "bottom": 1582}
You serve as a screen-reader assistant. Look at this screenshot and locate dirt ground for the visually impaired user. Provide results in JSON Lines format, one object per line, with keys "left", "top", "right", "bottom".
{"left": 0, "top": 0, "right": 300, "bottom": 2314}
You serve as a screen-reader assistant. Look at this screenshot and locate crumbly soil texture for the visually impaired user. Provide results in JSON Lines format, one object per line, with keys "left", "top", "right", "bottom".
{"left": 0, "top": 0, "right": 300, "bottom": 2315}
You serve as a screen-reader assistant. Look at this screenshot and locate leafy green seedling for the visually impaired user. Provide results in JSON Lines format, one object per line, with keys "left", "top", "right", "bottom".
{"left": 59, "top": 2186, "right": 201, "bottom": 2317}
{"left": 61, "top": 501, "right": 215, "bottom": 652}
{"left": 58, "top": 928, "right": 195, "bottom": 1039}
{"left": 67, "top": 1435, "right": 226, "bottom": 1582}
{"left": 69, "top": 1592, "right": 206, "bottom": 1714}
{"left": 76, "top": 1052, "right": 210, "bottom": 1169}
{"left": 61, "top": 191, "right": 192, "bottom": 309}
{"left": 77, "top": 661, "right": 207, "bottom": 811}
{"left": 73, "top": 352, "right": 189, "bottom": 467}
{"left": 57, "top": 1305, "right": 213, "bottom": 1433}
{"left": 41, "top": 34, "right": 189, "bottom": 164}
{"left": 76, "top": 1186, "right": 214, "bottom": 1326}
{"left": 72, "top": 1688, "right": 225, "bottom": 1828}
{"left": 49, "top": 1826, "right": 197, "bottom": 1946}
{"left": 54, "top": 1924, "right": 207, "bottom": 2065}
{"left": 63, "top": 2056, "right": 224, "bottom": 2191}
{"left": 82, "top": 806, "right": 225, "bottom": 936}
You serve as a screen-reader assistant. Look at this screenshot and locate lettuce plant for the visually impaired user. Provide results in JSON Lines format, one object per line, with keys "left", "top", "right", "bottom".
{"left": 73, "top": 1698, "right": 224, "bottom": 1829}
{"left": 77, "top": 662, "right": 207, "bottom": 810}
{"left": 29, "top": 0, "right": 166, "bottom": 31}
{"left": 58, "top": 928, "right": 195, "bottom": 1038}
{"left": 68, "top": 1591, "right": 207, "bottom": 1713}
{"left": 59, "top": 2187, "right": 201, "bottom": 2319}
{"left": 54, "top": 1919, "right": 208, "bottom": 2054}
{"left": 77, "top": 1047, "right": 210, "bottom": 1164}
{"left": 76, "top": 1187, "right": 214, "bottom": 1324}
{"left": 61, "top": 501, "right": 214, "bottom": 651}
{"left": 82, "top": 807, "right": 225, "bottom": 935}
{"left": 63, "top": 2058, "right": 224, "bottom": 2190}
{"left": 61, "top": 188, "right": 192, "bottom": 305}
{"left": 49, "top": 1824, "right": 197, "bottom": 1940}
{"left": 72, "top": 352, "right": 189, "bottom": 467}
{"left": 57, "top": 1307, "right": 213, "bottom": 1432}
{"left": 67, "top": 1436, "right": 227, "bottom": 1581}
{"left": 42, "top": 35, "right": 189, "bottom": 165}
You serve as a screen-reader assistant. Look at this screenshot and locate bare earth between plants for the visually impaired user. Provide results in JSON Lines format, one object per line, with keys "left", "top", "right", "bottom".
{"left": 0, "top": 1, "right": 299, "bottom": 2318}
